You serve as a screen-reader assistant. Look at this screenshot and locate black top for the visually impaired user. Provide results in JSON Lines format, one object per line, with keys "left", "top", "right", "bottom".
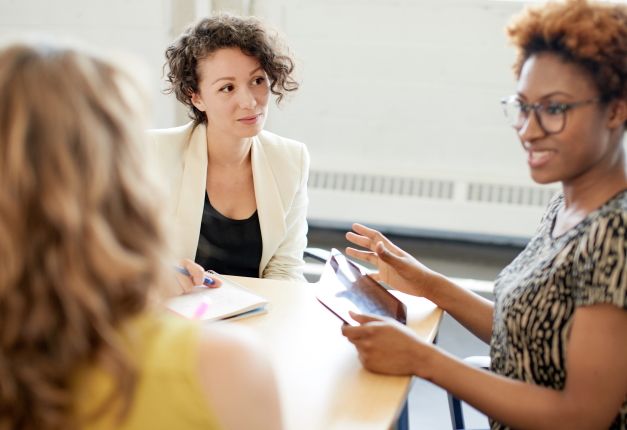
{"left": 195, "top": 193, "right": 262, "bottom": 278}
{"left": 490, "top": 190, "right": 627, "bottom": 430}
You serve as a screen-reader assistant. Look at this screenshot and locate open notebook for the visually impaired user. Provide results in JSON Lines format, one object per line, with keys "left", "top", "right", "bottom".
{"left": 167, "top": 274, "right": 268, "bottom": 322}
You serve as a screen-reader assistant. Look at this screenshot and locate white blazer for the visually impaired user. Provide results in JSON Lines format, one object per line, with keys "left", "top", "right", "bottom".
{"left": 147, "top": 122, "right": 309, "bottom": 281}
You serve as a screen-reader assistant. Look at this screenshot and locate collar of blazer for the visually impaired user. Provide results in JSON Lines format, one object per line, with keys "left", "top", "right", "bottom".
{"left": 175, "top": 122, "right": 286, "bottom": 277}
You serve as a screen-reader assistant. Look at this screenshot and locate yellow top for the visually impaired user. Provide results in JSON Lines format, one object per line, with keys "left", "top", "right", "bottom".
{"left": 73, "top": 312, "right": 221, "bottom": 430}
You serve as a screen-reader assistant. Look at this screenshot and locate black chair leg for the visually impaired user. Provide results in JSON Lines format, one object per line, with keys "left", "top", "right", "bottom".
{"left": 447, "top": 392, "right": 465, "bottom": 430}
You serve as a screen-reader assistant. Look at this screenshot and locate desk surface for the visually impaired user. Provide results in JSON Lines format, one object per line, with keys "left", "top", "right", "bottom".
{"left": 222, "top": 276, "right": 443, "bottom": 430}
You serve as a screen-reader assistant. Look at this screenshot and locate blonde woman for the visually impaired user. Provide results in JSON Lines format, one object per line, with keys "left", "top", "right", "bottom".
{"left": 0, "top": 41, "right": 282, "bottom": 430}
{"left": 149, "top": 14, "right": 309, "bottom": 281}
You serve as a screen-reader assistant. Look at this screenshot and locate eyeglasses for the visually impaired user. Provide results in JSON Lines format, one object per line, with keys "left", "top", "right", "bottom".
{"left": 501, "top": 96, "right": 599, "bottom": 135}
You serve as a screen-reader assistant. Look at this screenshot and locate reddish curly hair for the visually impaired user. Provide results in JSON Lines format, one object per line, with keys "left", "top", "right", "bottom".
{"left": 507, "top": 0, "right": 627, "bottom": 104}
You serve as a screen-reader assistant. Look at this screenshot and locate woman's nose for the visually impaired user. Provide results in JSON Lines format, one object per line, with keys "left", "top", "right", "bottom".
{"left": 238, "top": 87, "right": 257, "bottom": 109}
{"left": 518, "top": 110, "right": 546, "bottom": 142}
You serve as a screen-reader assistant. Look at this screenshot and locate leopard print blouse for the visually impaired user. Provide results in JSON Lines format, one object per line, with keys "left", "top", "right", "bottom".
{"left": 490, "top": 190, "right": 627, "bottom": 430}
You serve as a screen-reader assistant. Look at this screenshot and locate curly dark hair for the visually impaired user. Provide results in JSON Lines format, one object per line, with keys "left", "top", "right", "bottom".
{"left": 506, "top": 0, "right": 627, "bottom": 105}
{"left": 164, "top": 13, "right": 299, "bottom": 125}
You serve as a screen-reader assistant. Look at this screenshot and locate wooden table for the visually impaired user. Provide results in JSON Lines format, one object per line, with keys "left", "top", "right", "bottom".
{"left": 221, "top": 276, "right": 443, "bottom": 430}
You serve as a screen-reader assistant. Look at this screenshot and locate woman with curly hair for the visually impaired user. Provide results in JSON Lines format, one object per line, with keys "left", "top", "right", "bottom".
{"left": 149, "top": 14, "right": 309, "bottom": 282}
{"left": 341, "top": 1, "right": 627, "bottom": 429}
{"left": 0, "top": 41, "right": 282, "bottom": 430}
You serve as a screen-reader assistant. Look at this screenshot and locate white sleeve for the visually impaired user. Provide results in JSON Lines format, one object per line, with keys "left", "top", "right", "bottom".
{"left": 261, "top": 144, "right": 310, "bottom": 281}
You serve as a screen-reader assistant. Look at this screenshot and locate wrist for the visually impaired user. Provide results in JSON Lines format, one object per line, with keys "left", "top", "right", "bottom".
{"left": 411, "top": 341, "right": 439, "bottom": 381}
{"left": 419, "top": 271, "right": 448, "bottom": 303}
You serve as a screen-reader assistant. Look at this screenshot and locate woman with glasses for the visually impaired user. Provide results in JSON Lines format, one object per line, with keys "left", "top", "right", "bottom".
{"left": 341, "top": 1, "right": 627, "bottom": 429}
{"left": 148, "top": 14, "right": 309, "bottom": 283}
{"left": 0, "top": 41, "right": 283, "bottom": 430}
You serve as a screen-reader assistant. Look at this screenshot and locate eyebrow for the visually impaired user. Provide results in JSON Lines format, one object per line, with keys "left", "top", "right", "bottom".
{"left": 516, "top": 91, "right": 574, "bottom": 101}
{"left": 211, "top": 67, "right": 264, "bottom": 85}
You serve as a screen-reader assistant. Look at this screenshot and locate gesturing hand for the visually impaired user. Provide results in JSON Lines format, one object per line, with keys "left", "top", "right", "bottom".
{"left": 345, "top": 223, "right": 439, "bottom": 298}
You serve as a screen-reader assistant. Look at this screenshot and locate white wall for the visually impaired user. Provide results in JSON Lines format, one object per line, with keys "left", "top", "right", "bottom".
{"left": 0, "top": 0, "right": 535, "bottom": 177}
{"left": 258, "top": 0, "right": 532, "bottom": 184}
{"left": 2, "top": 0, "right": 605, "bottom": 240}
{"left": 0, "top": 0, "right": 180, "bottom": 127}
{"left": 254, "top": 0, "right": 564, "bottom": 241}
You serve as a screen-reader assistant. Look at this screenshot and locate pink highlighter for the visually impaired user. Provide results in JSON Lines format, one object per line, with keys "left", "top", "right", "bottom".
{"left": 192, "top": 302, "right": 210, "bottom": 319}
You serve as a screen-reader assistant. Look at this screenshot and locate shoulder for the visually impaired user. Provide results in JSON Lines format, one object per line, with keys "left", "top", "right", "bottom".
{"left": 131, "top": 316, "right": 269, "bottom": 396}
{"left": 257, "top": 129, "right": 308, "bottom": 162}
{"left": 195, "top": 326, "right": 281, "bottom": 428}
{"left": 145, "top": 122, "right": 200, "bottom": 169}
{"left": 257, "top": 129, "right": 306, "bottom": 149}
{"left": 197, "top": 325, "right": 264, "bottom": 369}
{"left": 580, "top": 192, "right": 627, "bottom": 248}
{"left": 147, "top": 121, "right": 196, "bottom": 138}
{"left": 255, "top": 130, "right": 309, "bottom": 188}
{"left": 570, "top": 198, "right": 627, "bottom": 268}
{"left": 146, "top": 121, "right": 197, "bottom": 148}
{"left": 570, "top": 192, "right": 627, "bottom": 309}
{"left": 132, "top": 313, "right": 200, "bottom": 358}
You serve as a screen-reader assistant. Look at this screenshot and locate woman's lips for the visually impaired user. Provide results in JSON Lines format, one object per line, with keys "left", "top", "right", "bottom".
{"left": 238, "top": 113, "right": 262, "bottom": 125}
{"left": 527, "top": 148, "right": 555, "bottom": 168}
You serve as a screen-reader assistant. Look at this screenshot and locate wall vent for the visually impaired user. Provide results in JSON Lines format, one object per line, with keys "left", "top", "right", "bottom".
{"left": 309, "top": 170, "right": 454, "bottom": 200}
{"left": 309, "top": 170, "right": 557, "bottom": 207}
{"left": 466, "top": 182, "right": 556, "bottom": 207}
{"left": 307, "top": 169, "right": 559, "bottom": 240}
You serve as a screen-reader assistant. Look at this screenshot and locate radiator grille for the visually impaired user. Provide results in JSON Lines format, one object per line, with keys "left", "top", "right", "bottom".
{"left": 309, "top": 170, "right": 557, "bottom": 207}
{"left": 308, "top": 170, "right": 455, "bottom": 199}
{"left": 466, "top": 182, "right": 556, "bottom": 206}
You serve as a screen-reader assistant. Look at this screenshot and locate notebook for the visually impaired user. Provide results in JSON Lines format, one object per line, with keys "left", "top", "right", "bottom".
{"left": 316, "top": 248, "right": 407, "bottom": 326}
{"left": 167, "top": 273, "right": 268, "bottom": 322}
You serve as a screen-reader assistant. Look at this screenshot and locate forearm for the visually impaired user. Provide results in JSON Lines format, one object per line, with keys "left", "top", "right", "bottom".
{"left": 262, "top": 255, "right": 305, "bottom": 281}
{"left": 263, "top": 208, "right": 307, "bottom": 281}
{"left": 422, "top": 349, "right": 608, "bottom": 430}
{"left": 426, "top": 274, "right": 494, "bottom": 343}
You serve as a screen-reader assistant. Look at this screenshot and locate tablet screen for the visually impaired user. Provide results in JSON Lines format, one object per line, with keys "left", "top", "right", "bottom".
{"left": 316, "top": 249, "right": 407, "bottom": 326}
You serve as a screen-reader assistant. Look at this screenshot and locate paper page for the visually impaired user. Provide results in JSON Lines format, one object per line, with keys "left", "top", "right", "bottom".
{"left": 167, "top": 276, "right": 268, "bottom": 322}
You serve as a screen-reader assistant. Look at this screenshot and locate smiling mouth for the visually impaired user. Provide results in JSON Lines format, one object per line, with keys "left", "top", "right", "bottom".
{"left": 527, "top": 148, "right": 555, "bottom": 167}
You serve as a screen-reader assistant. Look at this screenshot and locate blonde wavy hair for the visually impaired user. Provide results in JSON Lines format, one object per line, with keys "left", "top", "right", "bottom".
{"left": 0, "top": 42, "right": 170, "bottom": 429}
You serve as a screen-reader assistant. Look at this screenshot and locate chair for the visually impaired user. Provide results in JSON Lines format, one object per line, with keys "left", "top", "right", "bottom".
{"left": 303, "top": 247, "right": 371, "bottom": 281}
{"left": 303, "top": 247, "right": 332, "bottom": 263}
{"left": 448, "top": 355, "right": 491, "bottom": 430}
{"left": 303, "top": 247, "right": 328, "bottom": 282}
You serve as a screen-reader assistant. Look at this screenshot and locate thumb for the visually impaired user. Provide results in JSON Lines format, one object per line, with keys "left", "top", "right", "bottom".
{"left": 375, "top": 241, "right": 403, "bottom": 267}
{"left": 349, "top": 311, "right": 383, "bottom": 325}
{"left": 181, "top": 259, "right": 205, "bottom": 286}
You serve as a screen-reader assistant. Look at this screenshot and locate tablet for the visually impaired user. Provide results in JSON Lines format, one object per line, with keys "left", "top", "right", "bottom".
{"left": 316, "top": 249, "right": 407, "bottom": 326}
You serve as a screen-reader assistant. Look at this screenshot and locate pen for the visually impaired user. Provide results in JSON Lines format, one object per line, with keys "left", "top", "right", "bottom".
{"left": 174, "top": 266, "right": 216, "bottom": 286}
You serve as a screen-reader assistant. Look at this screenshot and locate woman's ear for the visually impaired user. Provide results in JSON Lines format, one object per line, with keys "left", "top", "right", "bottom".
{"left": 606, "top": 99, "right": 627, "bottom": 129}
{"left": 190, "top": 92, "right": 206, "bottom": 112}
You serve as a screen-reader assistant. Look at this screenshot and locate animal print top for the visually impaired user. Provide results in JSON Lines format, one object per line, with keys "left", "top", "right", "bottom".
{"left": 490, "top": 190, "right": 627, "bottom": 430}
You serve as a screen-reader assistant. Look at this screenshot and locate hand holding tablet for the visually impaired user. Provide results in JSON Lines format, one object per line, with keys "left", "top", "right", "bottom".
{"left": 315, "top": 249, "right": 407, "bottom": 326}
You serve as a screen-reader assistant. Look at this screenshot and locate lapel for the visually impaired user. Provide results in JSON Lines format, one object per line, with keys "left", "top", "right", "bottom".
{"left": 252, "top": 136, "right": 286, "bottom": 276}
{"left": 174, "top": 123, "right": 208, "bottom": 260}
